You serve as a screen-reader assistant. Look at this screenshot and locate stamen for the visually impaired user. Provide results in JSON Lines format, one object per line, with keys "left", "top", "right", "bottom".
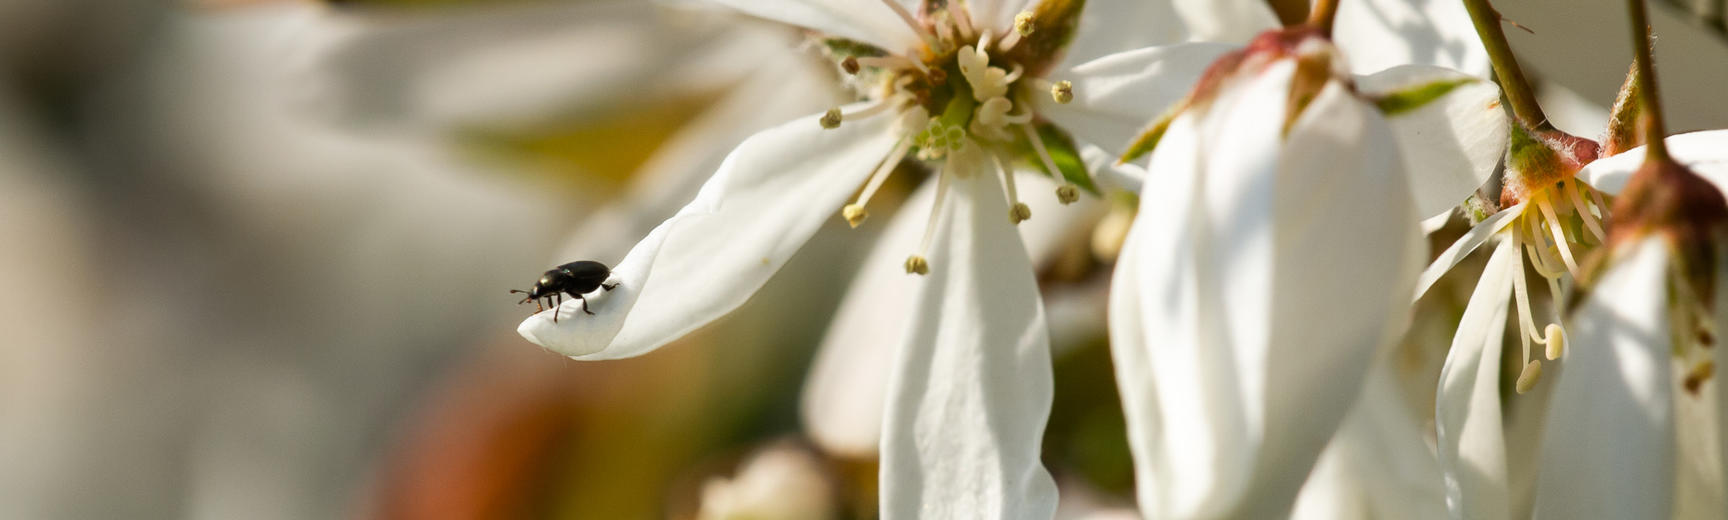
{"left": 1050, "top": 80, "right": 1073, "bottom": 104}
{"left": 907, "top": 162, "right": 955, "bottom": 276}
{"left": 1056, "top": 185, "right": 1079, "bottom": 204}
{"left": 1021, "top": 124, "right": 1081, "bottom": 204}
{"left": 846, "top": 137, "right": 916, "bottom": 227}
{"left": 992, "top": 154, "right": 1031, "bottom": 224}
{"left": 1511, "top": 245, "right": 1537, "bottom": 364}
{"left": 946, "top": 0, "right": 974, "bottom": 38}
{"left": 824, "top": 97, "right": 909, "bottom": 130}
{"left": 879, "top": 0, "right": 940, "bottom": 49}
{"left": 1545, "top": 323, "right": 1566, "bottom": 360}
{"left": 856, "top": 55, "right": 922, "bottom": 71}
{"left": 844, "top": 97, "right": 904, "bottom": 121}
{"left": 1589, "top": 187, "right": 1611, "bottom": 222}
{"left": 933, "top": 13, "right": 955, "bottom": 43}
{"left": 1515, "top": 360, "right": 1543, "bottom": 394}
{"left": 1002, "top": 63, "right": 1024, "bottom": 84}
{"left": 1524, "top": 242, "right": 1566, "bottom": 280}
{"left": 998, "top": 11, "right": 1033, "bottom": 51}
{"left": 1536, "top": 198, "right": 1582, "bottom": 276}
{"left": 1565, "top": 180, "right": 1606, "bottom": 242}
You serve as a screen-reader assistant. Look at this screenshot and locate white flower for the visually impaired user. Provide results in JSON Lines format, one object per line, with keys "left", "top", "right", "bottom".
{"left": 1426, "top": 129, "right": 1728, "bottom": 520}
{"left": 515, "top": 0, "right": 1236, "bottom": 515}
{"left": 797, "top": 0, "right": 1500, "bottom": 466}
{"left": 1109, "top": 23, "right": 1501, "bottom": 517}
{"left": 1523, "top": 131, "right": 1728, "bottom": 520}
{"left": 697, "top": 445, "right": 837, "bottom": 520}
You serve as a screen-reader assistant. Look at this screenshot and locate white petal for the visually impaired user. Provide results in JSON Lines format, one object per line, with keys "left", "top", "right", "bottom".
{"left": 1579, "top": 129, "right": 1728, "bottom": 195}
{"left": 1169, "top": 0, "right": 1279, "bottom": 43}
{"left": 1534, "top": 237, "right": 1675, "bottom": 520}
{"left": 1077, "top": 143, "right": 1145, "bottom": 193}
{"left": 1436, "top": 239, "right": 1518, "bottom": 520}
{"left": 1414, "top": 205, "right": 1523, "bottom": 301}
{"left": 970, "top": 0, "right": 1027, "bottom": 37}
{"left": 879, "top": 167, "right": 1058, "bottom": 519}
{"left": 708, "top": 0, "right": 921, "bottom": 53}
{"left": 1113, "top": 65, "right": 1423, "bottom": 518}
{"left": 1358, "top": 66, "right": 1508, "bottom": 219}
{"left": 555, "top": 51, "right": 839, "bottom": 262}
{"left": 1109, "top": 107, "right": 1201, "bottom": 519}
{"left": 1291, "top": 358, "right": 1450, "bottom": 520}
{"left": 1037, "top": 43, "right": 1237, "bottom": 159}
{"left": 1334, "top": 0, "right": 1488, "bottom": 75}
{"left": 802, "top": 172, "right": 1097, "bottom": 457}
{"left": 518, "top": 108, "right": 901, "bottom": 359}
{"left": 1056, "top": 0, "right": 1188, "bottom": 70}
{"left": 1718, "top": 256, "right": 1728, "bottom": 516}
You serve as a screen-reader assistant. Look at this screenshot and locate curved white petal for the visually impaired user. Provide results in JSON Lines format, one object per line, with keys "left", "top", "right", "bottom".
{"left": 517, "top": 108, "right": 900, "bottom": 359}
{"left": 1436, "top": 239, "right": 1518, "bottom": 520}
{"left": 1056, "top": 0, "right": 1188, "bottom": 70}
{"left": 878, "top": 167, "right": 1058, "bottom": 519}
{"left": 1358, "top": 65, "right": 1508, "bottom": 219}
{"left": 1414, "top": 205, "right": 1523, "bottom": 301}
{"left": 1111, "top": 65, "right": 1422, "bottom": 518}
{"left": 1169, "top": 0, "right": 1279, "bottom": 43}
{"left": 1290, "top": 358, "right": 1449, "bottom": 520}
{"left": 1334, "top": 0, "right": 1488, "bottom": 75}
{"left": 1579, "top": 129, "right": 1728, "bottom": 195}
{"left": 708, "top": 0, "right": 921, "bottom": 54}
{"left": 1036, "top": 43, "right": 1237, "bottom": 158}
{"left": 1534, "top": 237, "right": 1675, "bottom": 520}
{"left": 801, "top": 172, "right": 1097, "bottom": 457}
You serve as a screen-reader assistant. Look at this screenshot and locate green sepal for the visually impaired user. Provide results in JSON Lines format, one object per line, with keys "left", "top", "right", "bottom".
{"left": 1372, "top": 78, "right": 1472, "bottom": 116}
{"left": 1120, "top": 99, "right": 1186, "bottom": 165}
{"left": 820, "top": 37, "right": 888, "bottom": 59}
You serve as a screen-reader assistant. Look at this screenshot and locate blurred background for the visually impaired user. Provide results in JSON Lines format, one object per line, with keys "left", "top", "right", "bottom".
{"left": 0, "top": 1, "right": 1723, "bottom": 519}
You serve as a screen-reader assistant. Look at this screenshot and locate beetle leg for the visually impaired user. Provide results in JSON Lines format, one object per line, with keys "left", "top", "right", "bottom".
{"left": 580, "top": 295, "right": 595, "bottom": 315}
{"left": 601, "top": 282, "right": 619, "bottom": 291}
{"left": 554, "top": 294, "right": 564, "bottom": 323}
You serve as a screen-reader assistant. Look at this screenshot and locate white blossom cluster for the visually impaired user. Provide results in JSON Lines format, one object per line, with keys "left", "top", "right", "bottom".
{"left": 512, "top": 1, "right": 1728, "bottom": 518}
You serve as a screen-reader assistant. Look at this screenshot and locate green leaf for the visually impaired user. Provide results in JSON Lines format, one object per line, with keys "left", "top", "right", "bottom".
{"left": 1373, "top": 78, "right": 1472, "bottom": 116}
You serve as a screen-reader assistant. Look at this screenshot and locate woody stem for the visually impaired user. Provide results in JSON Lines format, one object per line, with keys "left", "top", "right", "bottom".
{"left": 1460, "top": 0, "right": 1549, "bottom": 129}
{"left": 1626, "top": 0, "right": 1670, "bottom": 162}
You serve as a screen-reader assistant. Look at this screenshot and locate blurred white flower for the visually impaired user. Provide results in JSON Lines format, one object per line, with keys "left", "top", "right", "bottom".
{"left": 697, "top": 445, "right": 836, "bottom": 520}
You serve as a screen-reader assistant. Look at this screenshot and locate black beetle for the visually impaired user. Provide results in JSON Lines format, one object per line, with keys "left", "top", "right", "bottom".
{"left": 510, "top": 260, "right": 619, "bottom": 322}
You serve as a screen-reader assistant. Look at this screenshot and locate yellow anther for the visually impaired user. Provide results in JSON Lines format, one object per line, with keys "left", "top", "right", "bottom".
{"left": 1515, "top": 360, "right": 1543, "bottom": 394}
{"left": 1051, "top": 80, "right": 1073, "bottom": 104}
{"left": 1014, "top": 11, "right": 1036, "bottom": 36}
{"left": 904, "top": 255, "right": 930, "bottom": 275}
{"left": 1056, "top": 184, "right": 1079, "bottom": 204}
{"left": 840, "top": 56, "right": 861, "bottom": 75}
{"left": 820, "top": 108, "right": 842, "bottom": 129}
{"left": 1544, "top": 323, "right": 1566, "bottom": 360}
{"left": 842, "top": 204, "right": 869, "bottom": 228}
{"left": 1008, "top": 202, "right": 1032, "bottom": 224}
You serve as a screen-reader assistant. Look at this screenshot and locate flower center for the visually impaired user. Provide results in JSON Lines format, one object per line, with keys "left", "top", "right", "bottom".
{"left": 1505, "top": 178, "right": 1612, "bottom": 393}
{"left": 818, "top": 0, "right": 1082, "bottom": 275}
